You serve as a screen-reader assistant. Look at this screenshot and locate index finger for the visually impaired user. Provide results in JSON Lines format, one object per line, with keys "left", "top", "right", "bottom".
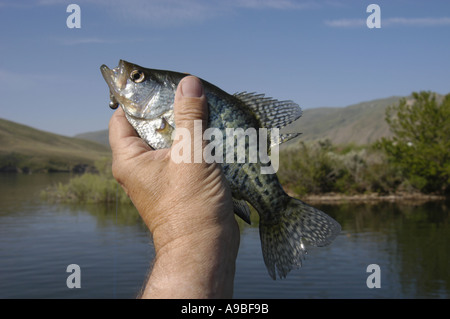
{"left": 109, "top": 107, "right": 136, "bottom": 145}
{"left": 108, "top": 107, "right": 154, "bottom": 154}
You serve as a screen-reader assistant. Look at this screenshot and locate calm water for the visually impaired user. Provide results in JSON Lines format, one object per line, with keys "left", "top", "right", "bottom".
{"left": 0, "top": 173, "right": 449, "bottom": 299}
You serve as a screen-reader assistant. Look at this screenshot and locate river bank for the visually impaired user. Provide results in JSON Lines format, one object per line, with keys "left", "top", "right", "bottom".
{"left": 297, "top": 191, "right": 447, "bottom": 204}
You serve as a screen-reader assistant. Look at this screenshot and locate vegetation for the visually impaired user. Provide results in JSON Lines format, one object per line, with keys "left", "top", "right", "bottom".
{"left": 377, "top": 91, "right": 450, "bottom": 194}
{"left": 280, "top": 91, "right": 450, "bottom": 197}
{"left": 41, "top": 157, "right": 131, "bottom": 204}
{"left": 12, "top": 90, "right": 450, "bottom": 203}
{"left": 278, "top": 140, "right": 402, "bottom": 196}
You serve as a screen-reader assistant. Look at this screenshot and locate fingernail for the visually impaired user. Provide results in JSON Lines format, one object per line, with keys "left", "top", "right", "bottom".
{"left": 180, "top": 76, "right": 203, "bottom": 98}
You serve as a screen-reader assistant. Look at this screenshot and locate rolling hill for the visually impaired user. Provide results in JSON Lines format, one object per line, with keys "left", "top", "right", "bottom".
{"left": 75, "top": 129, "right": 110, "bottom": 147}
{"left": 283, "top": 96, "right": 402, "bottom": 145}
{"left": 0, "top": 118, "right": 111, "bottom": 173}
{"left": 75, "top": 95, "right": 402, "bottom": 147}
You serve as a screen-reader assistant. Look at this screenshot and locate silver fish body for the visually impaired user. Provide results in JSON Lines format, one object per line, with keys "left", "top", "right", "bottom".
{"left": 101, "top": 60, "right": 341, "bottom": 279}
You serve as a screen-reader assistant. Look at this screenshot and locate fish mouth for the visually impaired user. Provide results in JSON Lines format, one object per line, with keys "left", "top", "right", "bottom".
{"left": 100, "top": 60, "right": 127, "bottom": 93}
{"left": 100, "top": 60, "right": 164, "bottom": 120}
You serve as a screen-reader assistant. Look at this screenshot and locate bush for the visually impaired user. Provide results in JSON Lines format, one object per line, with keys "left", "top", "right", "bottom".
{"left": 278, "top": 140, "right": 401, "bottom": 195}
{"left": 378, "top": 91, "right": 450, "bottom": 194}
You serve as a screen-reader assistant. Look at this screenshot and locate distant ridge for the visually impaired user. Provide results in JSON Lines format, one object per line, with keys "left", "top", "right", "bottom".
{"left": 75, "top": 129, "right": 110, "bottom": 147}
{"left": 74, "top": 94, "right": 446, "bottom": 147}
{"left": 77, "top": 96, "right": 401, "bottom": 147}
{"left": 0, "top": 118, "right": 110, "bottom": 173}
{"left": 283, "top": 96, "right": 402, "bottom": 145}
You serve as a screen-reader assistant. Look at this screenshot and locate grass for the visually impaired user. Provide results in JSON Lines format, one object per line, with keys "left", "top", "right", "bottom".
{"left": 41, "top": 172, "right": 130, "bottom": 203}
{"left": 41, "top": 157, "right": 131, "bottom": 204}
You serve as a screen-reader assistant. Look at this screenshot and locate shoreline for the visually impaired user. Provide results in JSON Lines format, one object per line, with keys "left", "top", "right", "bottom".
{"left": 293, "top": 192, "right": 447, "bottom": 205}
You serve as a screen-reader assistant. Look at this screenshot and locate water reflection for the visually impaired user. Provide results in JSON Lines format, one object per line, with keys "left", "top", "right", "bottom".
{"left": 64, "top": 202, "right": 146, "bottom": 229}
{"left": 0, "top": 173, "right": 153, "bottom": 298}
{"left": 316, "top": 202, "right": 450, "bottom": 298}
{"left": 0, "top": 173, "right": 449, "bottom": 298}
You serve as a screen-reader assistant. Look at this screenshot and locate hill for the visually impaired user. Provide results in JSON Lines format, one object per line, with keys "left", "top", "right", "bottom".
{"left": 75, "top": 130, "right": 110, "bottom": 147}
{"left": 0, "top": 118, "right": 111, "bottom": 173}
{"left": 78, "top": 96, "right": 402, "bottom": 147}
{"left": 282, "top": 96, "right": 402, "bottom": 145}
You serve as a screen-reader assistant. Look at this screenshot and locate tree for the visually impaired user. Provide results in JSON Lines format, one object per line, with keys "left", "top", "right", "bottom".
{"left": 379, "top": 91, "right": 450, "bottom": 194}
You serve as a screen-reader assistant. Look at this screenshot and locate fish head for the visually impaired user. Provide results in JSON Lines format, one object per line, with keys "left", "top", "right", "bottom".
{"left": 100, "top": 60, "right": 178, "bottom": 119}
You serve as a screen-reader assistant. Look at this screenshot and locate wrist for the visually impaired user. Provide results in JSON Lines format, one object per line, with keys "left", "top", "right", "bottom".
{"left": 142, "top": 222, "right": 239, "bottom": 298}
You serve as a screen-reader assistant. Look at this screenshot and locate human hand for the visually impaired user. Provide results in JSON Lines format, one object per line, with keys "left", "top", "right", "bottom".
{"left": 108, "top": 76, "right": 240, "bottom": 298}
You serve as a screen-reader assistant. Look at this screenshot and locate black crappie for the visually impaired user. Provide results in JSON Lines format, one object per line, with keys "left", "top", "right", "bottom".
{"left": 100, "top": 60, "right": 341, "bottom": 279}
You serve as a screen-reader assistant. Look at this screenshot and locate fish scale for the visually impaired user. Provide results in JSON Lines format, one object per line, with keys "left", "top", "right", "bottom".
{"left": 100, "top": 60, "right": 341, "bottom": 279}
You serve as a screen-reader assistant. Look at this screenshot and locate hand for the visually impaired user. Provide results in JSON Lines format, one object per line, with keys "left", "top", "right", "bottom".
{"left": 108, "top": 76, "right": 240, "bottom": 298}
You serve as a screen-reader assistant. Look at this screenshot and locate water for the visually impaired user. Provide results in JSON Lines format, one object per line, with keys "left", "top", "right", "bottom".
{"left": 0, "top": 173, "right": 449, "bottom": 299}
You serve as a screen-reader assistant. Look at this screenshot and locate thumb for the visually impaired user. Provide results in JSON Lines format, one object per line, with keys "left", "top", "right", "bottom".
{"left": 172, "top": 76, "right": 208, "bottom": 163}
{"left": 173, "top": 75, "right": 207, "bottom": 130}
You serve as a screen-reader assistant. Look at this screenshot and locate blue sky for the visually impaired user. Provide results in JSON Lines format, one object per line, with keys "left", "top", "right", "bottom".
{"left": 1, "top": 0, "right": 449, "bottom": 136}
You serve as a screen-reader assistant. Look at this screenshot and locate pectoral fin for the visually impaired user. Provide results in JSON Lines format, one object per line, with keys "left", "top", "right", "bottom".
{"left": 155, "top": 117, "right": 174, "bottom": 142}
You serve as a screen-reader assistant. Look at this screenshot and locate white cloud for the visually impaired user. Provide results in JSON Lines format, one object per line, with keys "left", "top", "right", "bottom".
{"left": 110, "top": 0, "right": 217, "bottom": 26}
{"left": 324, "top": 18, "right": 365, "bottom": 28}
{"left": 232, "top": 0, "right": 316, "bottom": 10}
{"left": 99, "top": 0, "right": 313, "bottom": 26}
{"left": 325, "top": 16, "right": 450, "bottom": 28}
{"left": 55, "top": 36, "right": 148, "bottom": 46}
{"left": 57, "top": 37, "right": 113, "bottom": 46}
{"left": 384, "top": 17, "right": 450, "bottom": 27}
{"left": 0, "top": 68, "right": 62, "bottom": 90}
{"left": 4, "top": 0, "right": 312, "bottom": 26}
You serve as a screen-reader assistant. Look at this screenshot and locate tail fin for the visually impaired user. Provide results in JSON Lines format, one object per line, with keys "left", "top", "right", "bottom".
{"left": 259, "top": 198, "right": 341, "bottom": 280}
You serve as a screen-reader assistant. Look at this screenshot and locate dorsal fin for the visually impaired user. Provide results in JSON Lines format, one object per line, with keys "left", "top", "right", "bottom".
{"left": 234, "top": 92, "right": 302, "bottom": 129}
{"left": 278, "top": 132, "right": 301, "bottom": 145}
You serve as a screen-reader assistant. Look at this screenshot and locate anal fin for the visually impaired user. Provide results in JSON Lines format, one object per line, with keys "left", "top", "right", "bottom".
{"left": 232, "top": 198, "right": 252, "bottom": 224}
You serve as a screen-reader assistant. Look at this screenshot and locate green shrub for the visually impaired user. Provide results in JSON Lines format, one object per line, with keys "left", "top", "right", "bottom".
{"left": 41, "top": 157, "right": 131, "bottom": 204}
{"left": 378, "top": 91, "right": 450, "bottom": 194}
{"left": 278, "top": 140, "right": 401, "bottom": 195}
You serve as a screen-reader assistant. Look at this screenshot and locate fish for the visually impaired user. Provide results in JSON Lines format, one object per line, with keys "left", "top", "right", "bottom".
{"left": 100, "top": 60, "right": 341, "bottom": 279}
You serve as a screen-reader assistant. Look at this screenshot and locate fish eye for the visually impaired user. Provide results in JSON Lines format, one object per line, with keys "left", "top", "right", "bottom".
{"left": 130, "top": 70, "right": 145, "bottom": 83}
